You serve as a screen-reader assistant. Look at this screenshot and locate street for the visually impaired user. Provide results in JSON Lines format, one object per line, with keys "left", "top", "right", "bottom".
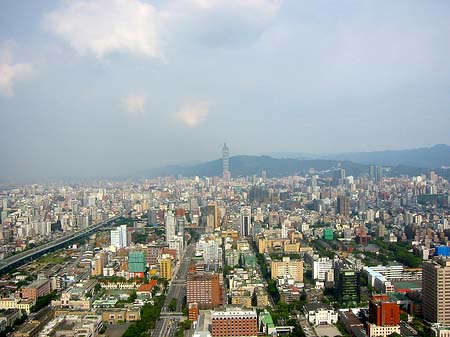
{"left": 151, "top": 243, "right": 196, "bottom": 337}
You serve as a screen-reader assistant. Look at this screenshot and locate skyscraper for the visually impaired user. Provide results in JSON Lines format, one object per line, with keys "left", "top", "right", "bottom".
{"left": 369, "top": 165, "right": 383, "bottom": 183}
{"left": 335, "top": 268, "right": 360, "bottom": 305}
{"left": 240, "top": 206, "right": 252, "bottom": 237}
{"left": 222, "top": 143, "right": 230, "bottom": 182}
{"left": 207, "top": 202, "right": 218, "bottom": 233}
{"left": 336, "top": 195, "right": 349, "bottom": 217}
{"left": 165, "top": 211, "right": 176, "bottom": 243}
{"left": 423, "top": 257, "right": 450, "bottom": 325}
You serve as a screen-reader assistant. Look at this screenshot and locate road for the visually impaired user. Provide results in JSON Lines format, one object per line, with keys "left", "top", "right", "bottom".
{"left": 152, "top": 242, "right": 196, "bottom": 337}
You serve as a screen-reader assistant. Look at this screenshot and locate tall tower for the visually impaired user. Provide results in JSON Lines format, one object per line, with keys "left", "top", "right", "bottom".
{"left": 165, "top": 211, "right": 176, "bottom": 244}
{"left": 240, "top": 206, "right": 252, "bottom": 237}
{"left": 207, "top": 202, "right": 218, "bottom": 233}
{"left": 222, "top": 143, "right": 230, "bottom": 182}
{"left": 423, "top": 257, "right": 450, "bottom": 325}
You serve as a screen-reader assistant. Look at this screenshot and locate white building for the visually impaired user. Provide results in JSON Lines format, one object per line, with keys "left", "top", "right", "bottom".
{"left": 367, "top": 323, "right": 400, "bottom": 337}
{"left": 165, "top": 212, "right": 176, "bottom": 243}
{"left": 110, "top": 225, "right": 127, "bottom": 248}
{"left": 313, "top": 258, "right": 334, "bottom": 281}
{"left": 304, "top": 303, "right": 338, "bottom": 326}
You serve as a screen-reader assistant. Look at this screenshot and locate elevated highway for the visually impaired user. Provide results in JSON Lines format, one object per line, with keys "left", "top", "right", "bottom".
{"left": 0, "top": 213, "right": 125, "bottom": 276}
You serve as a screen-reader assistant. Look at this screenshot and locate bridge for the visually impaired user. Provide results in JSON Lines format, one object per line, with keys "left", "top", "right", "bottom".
{"left": 0, "top": 213, "right": 125, "bottom": 276}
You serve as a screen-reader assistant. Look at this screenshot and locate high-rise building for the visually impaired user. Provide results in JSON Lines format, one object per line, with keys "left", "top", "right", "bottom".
{"left": 271, "top": 257, "right": 304, "bottom": 282}
{"left": 311, "top": 175, "right": 318, "bottom": 191}
{"left": 423, "top": 257, "right": 450, "bottom": 325}
{"left": 159, "top": 255, "right": 172, "bottom": 280}
{"left": 223, "top": 143, "right": 230, "bottom": 182}
{"left": 370, "top": 166, "right": 383, "bottom": 183}
{"left": 207, "top": 202, "right": 218, "bottom": 233}
{"left": 186, "top": 272, "right": 223, "bottom": 309}
{"left": 336, "top": 195, "right": 349, "bottom": 217}
{"left": 335, "top": 268, "right": 360, "bottom": 305}
{"left": 211, "top": 308, "right": 258, "bottom": 337}
{"left": 340, "top": 169, "right": 346, "bottom": 185}
{"left": 110, "top": 225, "right": 128, "bottom": 248}
{"left": 165, "top": 212, "right": 176, "bottom": 243}
{"left": 313, "top": 257, "right": 334, "bottom": 282}
{"left": 91, "top": 253, "right": 105, "bottom": 277}
{"left": 240, "top": 206, "right": 252, "bottom": 237}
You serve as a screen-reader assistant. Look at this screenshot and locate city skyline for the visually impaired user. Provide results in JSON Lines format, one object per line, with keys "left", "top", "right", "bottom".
{"left": 1, "top": 1, "right": 450, "bottom": 181}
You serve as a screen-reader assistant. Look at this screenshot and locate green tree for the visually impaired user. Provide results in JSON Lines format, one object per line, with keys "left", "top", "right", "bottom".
{"left": 168, "top": 298, "right": 177, "bottom": 311}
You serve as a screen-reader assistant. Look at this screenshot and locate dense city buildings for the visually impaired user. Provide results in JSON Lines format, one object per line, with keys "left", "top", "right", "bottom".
{"left": 1, "top": 145, "right": 450, "bottom": 337}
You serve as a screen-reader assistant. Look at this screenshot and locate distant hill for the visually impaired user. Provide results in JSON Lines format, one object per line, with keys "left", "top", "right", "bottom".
{"left": 136, "top": 156, "right": 428, "bottom": 178}
{"left": 135, "top": 145, "right": 450, "bottom": 179}
{"left": 324, "top": 144, "right": 450, "bottom": 169}
{"left": 139, "top": 156, "right": 372, "bottom": 179}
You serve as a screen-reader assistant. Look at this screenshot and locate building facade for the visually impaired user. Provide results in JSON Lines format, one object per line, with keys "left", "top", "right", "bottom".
{"left": 423, "top": 257, "right": 450, "bottom": 325}
{"left": 211, "top": 309, "right": 258, "bottom": 337}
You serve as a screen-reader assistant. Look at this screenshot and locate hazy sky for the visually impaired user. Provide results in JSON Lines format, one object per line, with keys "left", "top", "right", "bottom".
{"left": 1, "top": 0, "right": 450, "bottom": 180}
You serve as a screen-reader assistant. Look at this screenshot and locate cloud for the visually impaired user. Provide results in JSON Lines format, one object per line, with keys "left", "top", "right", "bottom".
{"left": 44, "top": 0, "right": 281, "bottom": 58}
{"left": 0, "top": 48, "right": 33, "bottom": 97}
{"left": 122, "top": 93, "right": 146, "bottom": 117}
{"left": 164, "top": 0, "right": 281, "bottom": 47}
{"left": 175, "top": 101, "right": 210, "bottom": 127}
{"left": 44, "top": 0, "right": 163, "bottom": 59}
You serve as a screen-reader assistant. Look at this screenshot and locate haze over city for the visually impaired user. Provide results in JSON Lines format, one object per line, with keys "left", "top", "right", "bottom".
{"left": 1, "top": 1, "right": 450, "bottom": 180}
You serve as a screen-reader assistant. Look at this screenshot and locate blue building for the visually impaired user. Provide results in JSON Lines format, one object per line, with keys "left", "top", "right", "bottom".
{"left": 435, "top": 246, "right": 450, "bottom": 257}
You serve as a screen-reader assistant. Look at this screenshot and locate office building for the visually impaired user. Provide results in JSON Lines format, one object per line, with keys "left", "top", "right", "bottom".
{"left": 207, "top": 202, "right": 218, "bottom": 233}
{"left": 128, "top": 251, "right": 146, "bottom": 279}
{"left": 368, "top": 295, "right": 400, "bottom": 326}
{"left": 335, "top": 268, "right": 360, "bottom": 305}
{"left": 337, "top": 195, "right": 349, "bottom": 217}
{"left": 211, "top": 308, "right": 258, "bottom": 337}
{"left": 21, "top": 279, "right": 51, "bottom": 300}
{"left": 313, "top": 257, "right": 334, "bottom": 281}
{"left": 165, "top": 212, "right": 176, "bottom": 243}
{"left": 240, "top": 206, "right": 252, "bottom": 237}
{"left": 186, "top": 272, "right": 223, "bottom": 309}
{"left": 91, "top": 253, "right": 105, "bottom": 277}
{"left": 423, "top": 257, "right": 450, "bottom": 325}
{"left": 271, "top": 257, "right": 304, "bottom": 283}
{"left": 159, "top": 255, "right": 172, "bottom": 280}
{"left": 370, "top": 166, "right": 383, "bottom": 183}
{"left": 110, "top": 225, "right": 127, "bottom": 248}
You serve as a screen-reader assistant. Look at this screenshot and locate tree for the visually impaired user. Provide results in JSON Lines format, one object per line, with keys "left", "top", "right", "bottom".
{"left": 168, "top": 298, "right": 177, "bottom": 311}
{"left": 388, "top": 333, "right": 401, "bottom": 337}
{"left": 129, "top": 291, "right": 137, "bottom": 303}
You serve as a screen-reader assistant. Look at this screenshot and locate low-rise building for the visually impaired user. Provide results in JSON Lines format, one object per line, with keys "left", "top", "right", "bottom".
{"left": 101, "top": 307, "right": 141, "bottom": 324}
{"left": 21, "top": 279, "right": 51, "bottom": 300}
{"left": 304, "top": 303, "right": 338, "bottom": 326}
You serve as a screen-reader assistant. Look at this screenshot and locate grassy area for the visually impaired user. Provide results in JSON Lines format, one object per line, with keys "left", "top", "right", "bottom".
{"left": 38, "top": 253, "right": 70, "bottom": 265}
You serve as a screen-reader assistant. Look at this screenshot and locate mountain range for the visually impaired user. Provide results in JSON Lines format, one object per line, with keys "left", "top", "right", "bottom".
{"left": 136, "top": 144, "right": 450, "bottom": 180}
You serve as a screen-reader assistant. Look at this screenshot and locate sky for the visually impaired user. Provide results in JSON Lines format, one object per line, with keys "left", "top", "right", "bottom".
{"left": 1, "top": 0, "right": 450, "bottom": 181}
